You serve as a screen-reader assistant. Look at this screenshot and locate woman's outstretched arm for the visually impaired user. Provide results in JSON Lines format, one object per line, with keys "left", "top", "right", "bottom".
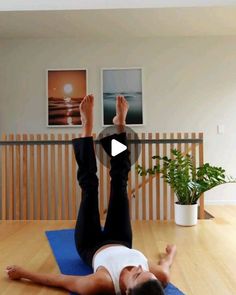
{"left": 148, "top": 244, "right": 177, "bottom": 286}
{"left": 5, "top": 265, "right": 105, "bottom": 295}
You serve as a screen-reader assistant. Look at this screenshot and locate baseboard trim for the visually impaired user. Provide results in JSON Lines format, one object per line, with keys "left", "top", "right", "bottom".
{"left": 205, "top": 200, "right": 236, "bottom": 205}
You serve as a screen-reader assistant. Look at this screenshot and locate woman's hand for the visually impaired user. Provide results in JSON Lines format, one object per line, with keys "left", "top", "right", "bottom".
{"left": 5, "top": 265, "right": 23, "bottom": 280}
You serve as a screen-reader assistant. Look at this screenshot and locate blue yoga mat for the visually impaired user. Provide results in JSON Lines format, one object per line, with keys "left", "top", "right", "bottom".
{"left": 45, "top": 229, "right": 185, "bottom": 295}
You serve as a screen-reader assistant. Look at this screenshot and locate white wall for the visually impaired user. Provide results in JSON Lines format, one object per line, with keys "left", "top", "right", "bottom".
{"left": 0, "top": 36, "right": 236, "bottom": 203}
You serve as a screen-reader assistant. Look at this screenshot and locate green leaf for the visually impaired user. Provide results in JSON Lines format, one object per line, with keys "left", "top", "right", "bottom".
{"left": 137, "top": 148, "right": 234, "bottom": 205}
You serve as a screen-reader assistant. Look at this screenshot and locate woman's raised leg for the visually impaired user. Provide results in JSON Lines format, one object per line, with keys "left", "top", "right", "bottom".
{"left": 73, "top": 95, "right": 102, "bottom": 266}
{"left": 101, "top": 96, "right": 132, "bottom": 247}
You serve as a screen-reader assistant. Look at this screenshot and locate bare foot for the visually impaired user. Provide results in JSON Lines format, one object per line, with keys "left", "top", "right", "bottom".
{"left": 113, "top": 96, "right": 129, "bottom": 126}
{"left": 80, "top": 94, "right": 94, "bottom": 137}
{"left": 5, "top": 265, "right": 23, "bottom": 280}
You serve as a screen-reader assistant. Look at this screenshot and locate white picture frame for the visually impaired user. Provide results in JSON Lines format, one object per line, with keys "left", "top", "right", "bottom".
{"left": 101, "top": 67, "right": 145, "bottom": 126}
{"left": 46, "top": 68, "right": 88, "bottom": 127}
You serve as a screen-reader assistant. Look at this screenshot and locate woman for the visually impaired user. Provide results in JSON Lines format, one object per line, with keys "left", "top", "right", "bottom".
{"left": 6, "top": 95, "right": 176, "bottom": 295}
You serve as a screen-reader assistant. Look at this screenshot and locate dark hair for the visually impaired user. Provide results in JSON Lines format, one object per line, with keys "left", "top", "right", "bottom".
{"left": 128, "top": 279, "right": 165, "bottom": 295}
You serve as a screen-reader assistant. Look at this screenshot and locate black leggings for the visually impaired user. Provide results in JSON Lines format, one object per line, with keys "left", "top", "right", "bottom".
{"left": 72, "top": 133, "right": 132, "bottom": 267}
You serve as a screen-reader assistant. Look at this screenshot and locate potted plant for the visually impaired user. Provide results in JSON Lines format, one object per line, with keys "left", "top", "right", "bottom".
{"left": 137, "top": 149, "right": 235, "bottom": 226}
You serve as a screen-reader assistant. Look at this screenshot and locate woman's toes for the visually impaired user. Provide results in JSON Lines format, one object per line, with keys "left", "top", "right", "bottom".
{"left": 88, "top": 94, "right": 94, "bottom": 104}
{"left": 90, "top": 94, "right": 94, "bottom": 103}
{"left": 79, "top": 101, "right": 84, "bottom": 111}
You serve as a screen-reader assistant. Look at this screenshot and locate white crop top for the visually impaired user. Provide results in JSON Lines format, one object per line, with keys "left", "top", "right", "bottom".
{"left": 93, "top": 245, "right": 149, "bottom": 294}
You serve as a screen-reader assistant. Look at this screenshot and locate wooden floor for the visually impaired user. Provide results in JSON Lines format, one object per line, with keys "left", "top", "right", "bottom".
{"left": 0, "top": 205, "right": 236, "bottom": 295}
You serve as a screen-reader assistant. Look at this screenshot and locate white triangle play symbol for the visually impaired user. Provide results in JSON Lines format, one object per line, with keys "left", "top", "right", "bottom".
{"left": 111, "top": 139, "right": 127, "bottom": 157}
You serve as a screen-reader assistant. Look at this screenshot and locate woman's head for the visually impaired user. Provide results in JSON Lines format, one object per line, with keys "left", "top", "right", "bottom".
{"left": 125, "top": 265, "right": 165, "bottom": 295}
{"left": 127, "top": 279, "right": 165, "bottom": 295}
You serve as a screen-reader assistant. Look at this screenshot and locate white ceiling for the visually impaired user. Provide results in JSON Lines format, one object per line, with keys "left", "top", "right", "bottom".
{"left": 1, "top": 0, "right": 236, "bottom": 11}
{"left": 2, "top": 7, "right": 236, "bottom": 39}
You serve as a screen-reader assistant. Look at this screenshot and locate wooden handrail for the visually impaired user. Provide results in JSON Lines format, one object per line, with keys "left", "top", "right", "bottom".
{"left": 0, "top": 132, "right": 204, "bottom": 221}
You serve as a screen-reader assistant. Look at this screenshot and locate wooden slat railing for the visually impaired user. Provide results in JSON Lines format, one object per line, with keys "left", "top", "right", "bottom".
{"left": 0, "top": 132, "right": 204, "bottom": 220}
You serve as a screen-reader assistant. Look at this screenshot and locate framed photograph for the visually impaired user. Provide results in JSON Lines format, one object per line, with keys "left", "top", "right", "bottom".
{"left": 101, "top": 68, "right": 144, "bottom": 126}
{"left": 47, "top": 69, "right": 87, "bottom": 127}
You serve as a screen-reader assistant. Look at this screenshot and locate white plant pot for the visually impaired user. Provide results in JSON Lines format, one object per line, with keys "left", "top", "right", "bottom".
{"left": 174, "top": 203, "right": 198, "bottom": 226}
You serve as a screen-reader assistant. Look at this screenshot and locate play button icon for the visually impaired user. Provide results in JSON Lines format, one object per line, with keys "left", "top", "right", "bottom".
{"left": 111, "top": 139, "right": 127, "bottom": 157}
{"left": 96, "top": 125, "right": 141, "bottom": 168}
